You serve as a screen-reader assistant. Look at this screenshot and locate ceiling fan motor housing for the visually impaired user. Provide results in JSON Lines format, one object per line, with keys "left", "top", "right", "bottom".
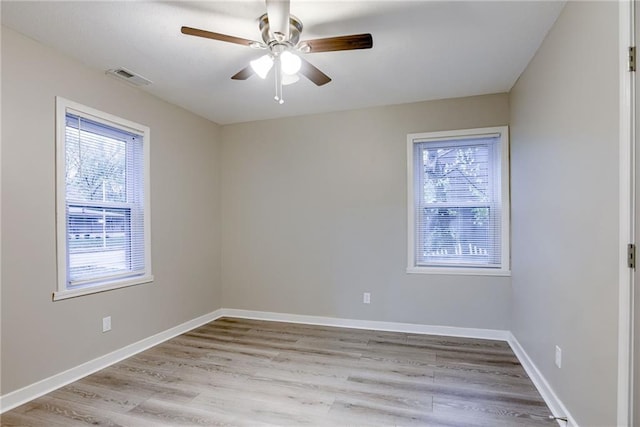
{"left": 259, "top": 13, "right": 303, "bottom": 46}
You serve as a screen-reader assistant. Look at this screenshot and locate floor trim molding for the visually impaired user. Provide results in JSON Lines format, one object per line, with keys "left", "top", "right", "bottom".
{"left": 508, "top": 333, "right": 578, "bottom": 427}
{"left": 0, "top": 309, "right": 225, "bottom": 414}
{"left": 218, "top": 308, "right": 511, "bottom": 341}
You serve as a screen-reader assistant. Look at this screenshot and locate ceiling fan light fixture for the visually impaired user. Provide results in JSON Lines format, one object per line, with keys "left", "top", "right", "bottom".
{"left": 250, "top": 54, "right": 274, "bottom": 79}
{"left": 280, "top": 51, "right": 302, "bottom": 75}
{"left": 181, "top": 0, "right": 373, "bottom": 104}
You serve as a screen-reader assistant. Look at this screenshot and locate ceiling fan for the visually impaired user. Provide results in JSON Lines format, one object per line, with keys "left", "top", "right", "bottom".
{"left": 181, "top": 0, "right": 373, "bottom": 104}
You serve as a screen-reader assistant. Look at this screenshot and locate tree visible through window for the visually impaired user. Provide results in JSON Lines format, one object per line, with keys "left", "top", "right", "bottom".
{"left": 407, "top": 127, "right": 509, "bottom": 274}
{"left": 55, "top": 98, "right": 152, "bottom": 300}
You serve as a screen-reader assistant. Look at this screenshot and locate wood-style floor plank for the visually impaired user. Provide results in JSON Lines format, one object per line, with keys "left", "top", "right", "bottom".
{"left": 1, "top": 317, "right": 555, "bottom": 426}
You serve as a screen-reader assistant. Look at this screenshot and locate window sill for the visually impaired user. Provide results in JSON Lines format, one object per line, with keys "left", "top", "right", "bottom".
{"left": 53, "top": 275, "right": 154, "bottom": 301}
{"left": 406, "top": 267, "right": 511, "bottom": 277}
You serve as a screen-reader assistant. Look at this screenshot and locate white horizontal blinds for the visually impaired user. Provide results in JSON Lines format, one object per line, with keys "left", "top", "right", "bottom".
{"left": 414, "top": 135, "right": 501, "bottom": 268}
{"left": 65, "top": 113, "right": 146, "bottom": 287}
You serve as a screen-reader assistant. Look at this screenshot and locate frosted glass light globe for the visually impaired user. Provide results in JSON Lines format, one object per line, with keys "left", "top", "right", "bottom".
{"left": 280, "top": 51, "right": 302, "bottom": 75}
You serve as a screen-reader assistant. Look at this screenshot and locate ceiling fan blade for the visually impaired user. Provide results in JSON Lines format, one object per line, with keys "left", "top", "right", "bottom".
{"left": 181, "top": 26, "right": 257, "bottom": 47}
{"left": 265, "top": 0, "right": 290, "bottom": 40}
{"left": 302, "top": 33, "right": 373, "bottom": 53}
{"left": 299, "top": 58, "right": 331, "bottom": 86}
{"left": 231, "top": 66, "right": 254, "bottom": 80}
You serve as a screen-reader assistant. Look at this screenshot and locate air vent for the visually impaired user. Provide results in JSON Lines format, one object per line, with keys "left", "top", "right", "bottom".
{"left": 106, "top": 68, "right": 152, "bottom": 86}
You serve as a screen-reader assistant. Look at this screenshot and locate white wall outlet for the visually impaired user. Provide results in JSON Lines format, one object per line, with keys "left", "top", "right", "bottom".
{"left": 363, "top": 292, "right": 371, "bottom": 304}
{"left": 102, "top": 316, "right": 112, "bottom": 333}
{"left": 555, "top": 345, "right": 562, "bottom": 368}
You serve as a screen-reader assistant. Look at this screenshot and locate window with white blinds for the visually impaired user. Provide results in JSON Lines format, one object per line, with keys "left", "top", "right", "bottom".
{"left": 407, "top": 126, "right": 510, "bottom": 275}
{"left": 55, "top": 97, "right": 152, "bottom": 300}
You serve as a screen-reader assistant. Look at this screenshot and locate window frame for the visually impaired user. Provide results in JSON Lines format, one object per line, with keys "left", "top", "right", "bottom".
{"left": 406, "top": 126, "right": 510, "bottom": 276}
{"left": 54, "top": 97, "right": 153, "bottom": 300}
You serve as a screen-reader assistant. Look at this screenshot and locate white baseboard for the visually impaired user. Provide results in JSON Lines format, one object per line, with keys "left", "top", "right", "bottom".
{"left": 1, "top": 307, "right": 575, "bottom": 427}
{"left": 0, "top": 308, "right": 225, "bottom": 414}
{"left": 217, "top": 308, "right": 510, "bottom": 341}
{"left": 508, "top": 333, "right": 578, "bottom": 427}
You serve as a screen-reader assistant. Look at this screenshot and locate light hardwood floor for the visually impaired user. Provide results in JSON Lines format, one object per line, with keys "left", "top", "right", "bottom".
{"left": 1, "top": 317, "right": 555, "bottom": 426}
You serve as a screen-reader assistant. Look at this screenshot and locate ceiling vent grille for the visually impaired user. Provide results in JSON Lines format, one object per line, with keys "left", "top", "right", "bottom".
{"left": 106, "top": 68, "right": 152, "bottom": 86}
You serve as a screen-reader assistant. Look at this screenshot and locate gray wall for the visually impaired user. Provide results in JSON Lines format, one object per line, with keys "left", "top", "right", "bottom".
{"left": 509, "top": 2, "right": 619, "bottom": 425}
{"left": 1, "top": 27, "right": 222, "bottom": 394}
{"left": 220, "top": 94, "right": 511, "bottom": 330}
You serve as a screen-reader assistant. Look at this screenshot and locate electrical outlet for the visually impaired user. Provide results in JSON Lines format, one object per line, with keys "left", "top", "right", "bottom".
{"left": 102, "top": 316, "right": 112, "bottom": 333}
{"left": 555, "top": 345, "right": 562, "bottom": 368}
{"left": 363, "top": 292, "right": 371, "bottom": 304}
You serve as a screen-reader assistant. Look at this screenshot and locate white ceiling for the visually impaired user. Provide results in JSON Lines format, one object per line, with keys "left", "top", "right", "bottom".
{"left": 1, "top": 1, "right": 565, "bottom": 125}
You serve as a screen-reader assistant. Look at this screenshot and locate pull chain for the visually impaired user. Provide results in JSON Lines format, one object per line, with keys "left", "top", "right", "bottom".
{"left": 274, "top": 55, "right": 284, "bottom": 104}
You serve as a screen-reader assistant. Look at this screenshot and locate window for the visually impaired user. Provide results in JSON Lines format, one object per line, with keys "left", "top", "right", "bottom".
{"left": 55, "top": 97, "right": 152, "bottom": 300}
{"left": 407, "top": 126, "right": 509, "bottom": 275}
